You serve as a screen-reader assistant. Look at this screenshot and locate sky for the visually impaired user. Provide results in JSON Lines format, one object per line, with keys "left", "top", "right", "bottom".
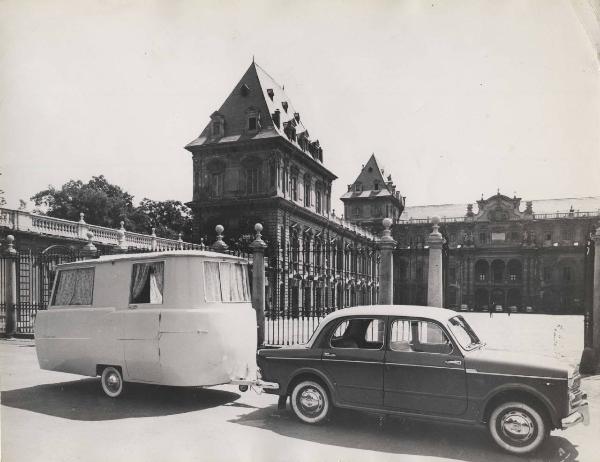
{"left": 1, "top": 0, "right": 599, "bottom": 217}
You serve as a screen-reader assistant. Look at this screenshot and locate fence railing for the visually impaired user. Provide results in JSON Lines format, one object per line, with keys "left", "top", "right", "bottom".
{"left": 0, "top": 208, "right": 202, "bottom": 250}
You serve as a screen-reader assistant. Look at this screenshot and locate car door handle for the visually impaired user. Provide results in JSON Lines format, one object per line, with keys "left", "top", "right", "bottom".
{"left": 444, "top": 360, "right": 462, "bottom": 366}
{"left": 323, "top": 352, "right": 336, "bottom": 358}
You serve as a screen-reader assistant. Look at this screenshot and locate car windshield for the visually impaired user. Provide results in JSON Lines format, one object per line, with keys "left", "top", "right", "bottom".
{"left": 447, "top": 316, "right": 483, "bottom": 350}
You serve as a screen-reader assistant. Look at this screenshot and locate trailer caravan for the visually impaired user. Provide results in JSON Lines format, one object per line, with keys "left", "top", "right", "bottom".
{"left": 34, "top": 251, "right": 261, "bottom": 397}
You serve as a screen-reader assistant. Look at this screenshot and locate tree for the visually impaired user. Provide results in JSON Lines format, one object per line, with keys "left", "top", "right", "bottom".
{"left": 0, "top": 172, "right": 6, "bottom": 206}
{"left": 30, "top": 176, "right": 193, "bottom": 240}
{"left": 31, "top": 175, "right": 138, "bottom": 229}
{"left": 135, "top": 199, "right": 193, "bottom": 241}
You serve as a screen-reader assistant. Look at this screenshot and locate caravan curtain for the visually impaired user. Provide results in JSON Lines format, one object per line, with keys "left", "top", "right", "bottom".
{"left": 130, "top": 263, "right": 150, "bottom": 303}
{"left": 149, "top": 262, "right": 164, "bottom": 304}
{"left": 53, "top": 268, "right": 94, "bottom": 305}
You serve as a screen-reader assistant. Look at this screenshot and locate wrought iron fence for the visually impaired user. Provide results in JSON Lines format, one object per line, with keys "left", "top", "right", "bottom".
{"left": 263, "top": 240, "right": 380, "bottom": 345}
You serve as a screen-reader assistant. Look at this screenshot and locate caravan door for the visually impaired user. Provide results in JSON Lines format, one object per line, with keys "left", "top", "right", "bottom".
{"left": 120, "top": 261, "right": 165, "bottom": 383}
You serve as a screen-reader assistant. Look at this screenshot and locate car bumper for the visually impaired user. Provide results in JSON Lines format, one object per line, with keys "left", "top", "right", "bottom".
{"left": 231, "top": 378, "right": 280, "bottom": 391}
{"left": 562, "top": 397, "right": 589, "bottom": 429}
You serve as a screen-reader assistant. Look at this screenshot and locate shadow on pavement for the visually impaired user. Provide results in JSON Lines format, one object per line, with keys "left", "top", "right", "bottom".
{"left": 231, "top": 406, "right": 580, "bottom": 462}
{"left": 1, "top": 378, "right": 240, "bottom": 421}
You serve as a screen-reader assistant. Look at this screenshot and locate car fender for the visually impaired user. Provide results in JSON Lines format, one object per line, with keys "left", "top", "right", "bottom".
{"left": 480, "top": 382, "right": 560, "bottom": 426}
{"left": 286, "top": 367, "right": 337, "bottom": 402}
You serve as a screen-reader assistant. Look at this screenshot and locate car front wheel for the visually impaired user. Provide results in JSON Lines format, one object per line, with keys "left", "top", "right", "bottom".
{"left": 101, "top": 366, "right": 124, "bottom": 398}
{"left": 489, "top": 401, "right": 548, "bottom": 455}
{"left": 290, "top": 380, "right": 330, "bottom": 424}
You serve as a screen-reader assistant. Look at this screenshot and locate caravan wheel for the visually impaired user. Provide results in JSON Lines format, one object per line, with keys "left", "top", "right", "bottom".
{"left": 101, "top": 366, "right": 124, "bottom": 398}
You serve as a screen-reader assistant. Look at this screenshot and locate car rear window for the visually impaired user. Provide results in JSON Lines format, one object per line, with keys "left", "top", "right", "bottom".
{"left": 52, "top": 267, "right": 95, "bottom": 306}
{"left": 204, "top": 261, "right": 250, "bottom": 303}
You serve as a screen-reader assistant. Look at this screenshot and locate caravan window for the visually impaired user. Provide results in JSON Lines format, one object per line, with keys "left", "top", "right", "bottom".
{"left": 130, "top": 262, "right": 164, "bottom": 304}
{"left": 52, "top": 268, "right": 95, "bottom": 306}
{"left": 204, "top": 261, "right": 251, "bottom": 303}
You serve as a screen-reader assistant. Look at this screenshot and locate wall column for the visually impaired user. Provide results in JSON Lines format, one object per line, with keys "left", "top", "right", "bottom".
{"left": 427, "top": 217, "right": 444, "bottom": 307}
{"left": 377, "top": 218, "right": 397, "bottom": 305}
{"left": 5, "top": 235, "right": 18, "bottom": 336}
{"left": 250, "top": 223, "right": 267, "bottom": 347}
{"left": 592, "top": 226, "right": 600, "bottom": 369}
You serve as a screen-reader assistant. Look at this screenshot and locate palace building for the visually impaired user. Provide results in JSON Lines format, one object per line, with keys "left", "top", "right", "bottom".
{"left": 392, "top": 194, "right": 600, "bottom": 313}
{"left": 186, "top": 62, "right": 599, "bottom": 316}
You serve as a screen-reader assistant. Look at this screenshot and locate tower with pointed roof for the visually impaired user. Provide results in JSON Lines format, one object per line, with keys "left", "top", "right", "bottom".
{"left": 185, "top": 62, "right": 381, "bottom": 319}
{"left": 185, "top": 61, "right": 340, "bottom": 240}
{"left": 341, "top": 154, "right": 405, "bottom": 233}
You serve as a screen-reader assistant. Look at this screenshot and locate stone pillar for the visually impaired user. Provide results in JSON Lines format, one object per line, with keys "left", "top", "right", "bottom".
{"left": 150, "top": 228, "right": 157, "bottom": 251}
{"left": 80, "top": 231, "right": 97, "bottom": 259}
{"left": 250, "top": 223, "right": 267, "bottom": 346}
{"left": 592, "top": 226, "right": 600, "bottom": 368}
{"left": 377, "top": 218, "right": 397, "bottom": 305}
{"left": 116, "top": 221, "right": 128, "bottom": 253}
{"left": 5, "top": 235, "right": 18, "bottom": 336}
{"left": 427, "top": 216, "right": 444, "bottom": 307}
{"left": 212, "top": 225, "right": 228, "bottom": 252}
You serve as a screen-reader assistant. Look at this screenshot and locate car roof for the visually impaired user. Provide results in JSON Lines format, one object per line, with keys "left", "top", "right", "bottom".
{"left": 55, "top": 250, "right": 248, "bottom": 268}
{"left": 321, "top": 305, "right": 459, "bottom": 323}
{"left": 305, "top": 305, "right": 461, "bottom": 347}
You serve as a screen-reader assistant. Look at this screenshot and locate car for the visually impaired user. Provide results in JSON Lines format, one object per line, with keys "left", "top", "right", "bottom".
{"left": 256, "top": 305, "right": 589, "bottom": 455}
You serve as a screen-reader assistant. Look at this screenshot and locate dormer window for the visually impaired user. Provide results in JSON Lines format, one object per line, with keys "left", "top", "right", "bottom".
{"left": 245, "top": 107, "right": 261, "bottom": 133}
{"left": 240, "top": 84, "right": 250, "bottom": 96}
{"left": 209, "top": 111, "right": 225, "bottom": 138}
{"left": 267, "top": 88, "right": 274, "bottom": 100}
{"left": 248, "top": 117, "right": 257, "bottom": 131}
{"left": 374, "top": 181, "right": 379, "bottom": 191}
{"left": 355, "top": 183, "right": 362, "bottom": 192}
{"left": 282, "top": 101, "right": 288, "bottom": 113}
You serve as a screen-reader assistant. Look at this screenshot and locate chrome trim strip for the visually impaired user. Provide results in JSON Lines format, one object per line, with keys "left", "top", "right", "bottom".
{"left": 386, "top": 362, "right": 464, "bottom": 370}
{"left": 465, "top": 369, "right": 567, "bottom": 381}
{"left": 323, "top": 359, "right": 383, "bottom": 365}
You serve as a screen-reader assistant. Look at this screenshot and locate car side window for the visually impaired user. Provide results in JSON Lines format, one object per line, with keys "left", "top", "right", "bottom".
{"left": 390, "top": 319, "right": 452, "bottom": 354}
{"left": 330, "top": 318, "right": 384, "bottom": 349}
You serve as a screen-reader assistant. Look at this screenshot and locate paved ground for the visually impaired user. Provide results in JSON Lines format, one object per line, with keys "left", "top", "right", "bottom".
{"left": 1, "top": 314, "right": 597, "bottom": 462}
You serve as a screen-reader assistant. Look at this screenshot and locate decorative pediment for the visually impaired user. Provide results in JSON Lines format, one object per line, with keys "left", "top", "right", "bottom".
{"left": 473, "top": 193, "right": 525, "bottom": 222}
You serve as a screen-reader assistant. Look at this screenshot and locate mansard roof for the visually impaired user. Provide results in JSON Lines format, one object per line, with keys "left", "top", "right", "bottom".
{"left": 340, "top": 154, "right": 402, "bottom": 204}
{"left": 401, "top": 194, "right": 600, "bottom": 221}
{"left": 185, "top": 62, "right": 336, "bottom": 179}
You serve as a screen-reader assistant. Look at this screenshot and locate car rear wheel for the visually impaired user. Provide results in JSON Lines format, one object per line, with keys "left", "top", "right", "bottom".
{"left": 489, "top": 401, "right": 547, "bottom": 455}
{"left": 290, "top": 380, "right": 330, "bottom": 424}
{"left": 101, "top": 366, "right": 124, "bottom": 398}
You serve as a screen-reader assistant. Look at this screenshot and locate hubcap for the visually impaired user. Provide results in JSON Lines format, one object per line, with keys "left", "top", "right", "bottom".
{"left": 105, "top": 371, "right": 121, "bottom": 393}
{"left": 298, "top": 387, "right": 324, "bottom": 416}
{"left": 500, "top": 410, "right": 535, "bottom": 443}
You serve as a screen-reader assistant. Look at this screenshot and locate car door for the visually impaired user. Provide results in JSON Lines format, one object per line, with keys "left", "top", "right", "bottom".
{"left": 320, "top": 317, "right": 385, "bottom": 408}
{"left": 384, "top": 317, "right": 467, "bottom": 416}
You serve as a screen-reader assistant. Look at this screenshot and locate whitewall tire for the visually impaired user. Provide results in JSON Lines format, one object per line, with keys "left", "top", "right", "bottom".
{"left": 290, "top": 380, "right": 330, "bottom": 424}
{"left": 101, "top": 366, "right": 124, "bottom": 398}
{"left": 489, "top": 401, "right": 547, "bottom": 455}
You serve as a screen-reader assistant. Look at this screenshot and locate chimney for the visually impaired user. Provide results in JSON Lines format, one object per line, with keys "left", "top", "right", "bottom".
{"left": 267, "top": 88, "right": 274, "bottom": 100}
{"left": 272, "top": 109, "right": 281, "bottom": 128}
